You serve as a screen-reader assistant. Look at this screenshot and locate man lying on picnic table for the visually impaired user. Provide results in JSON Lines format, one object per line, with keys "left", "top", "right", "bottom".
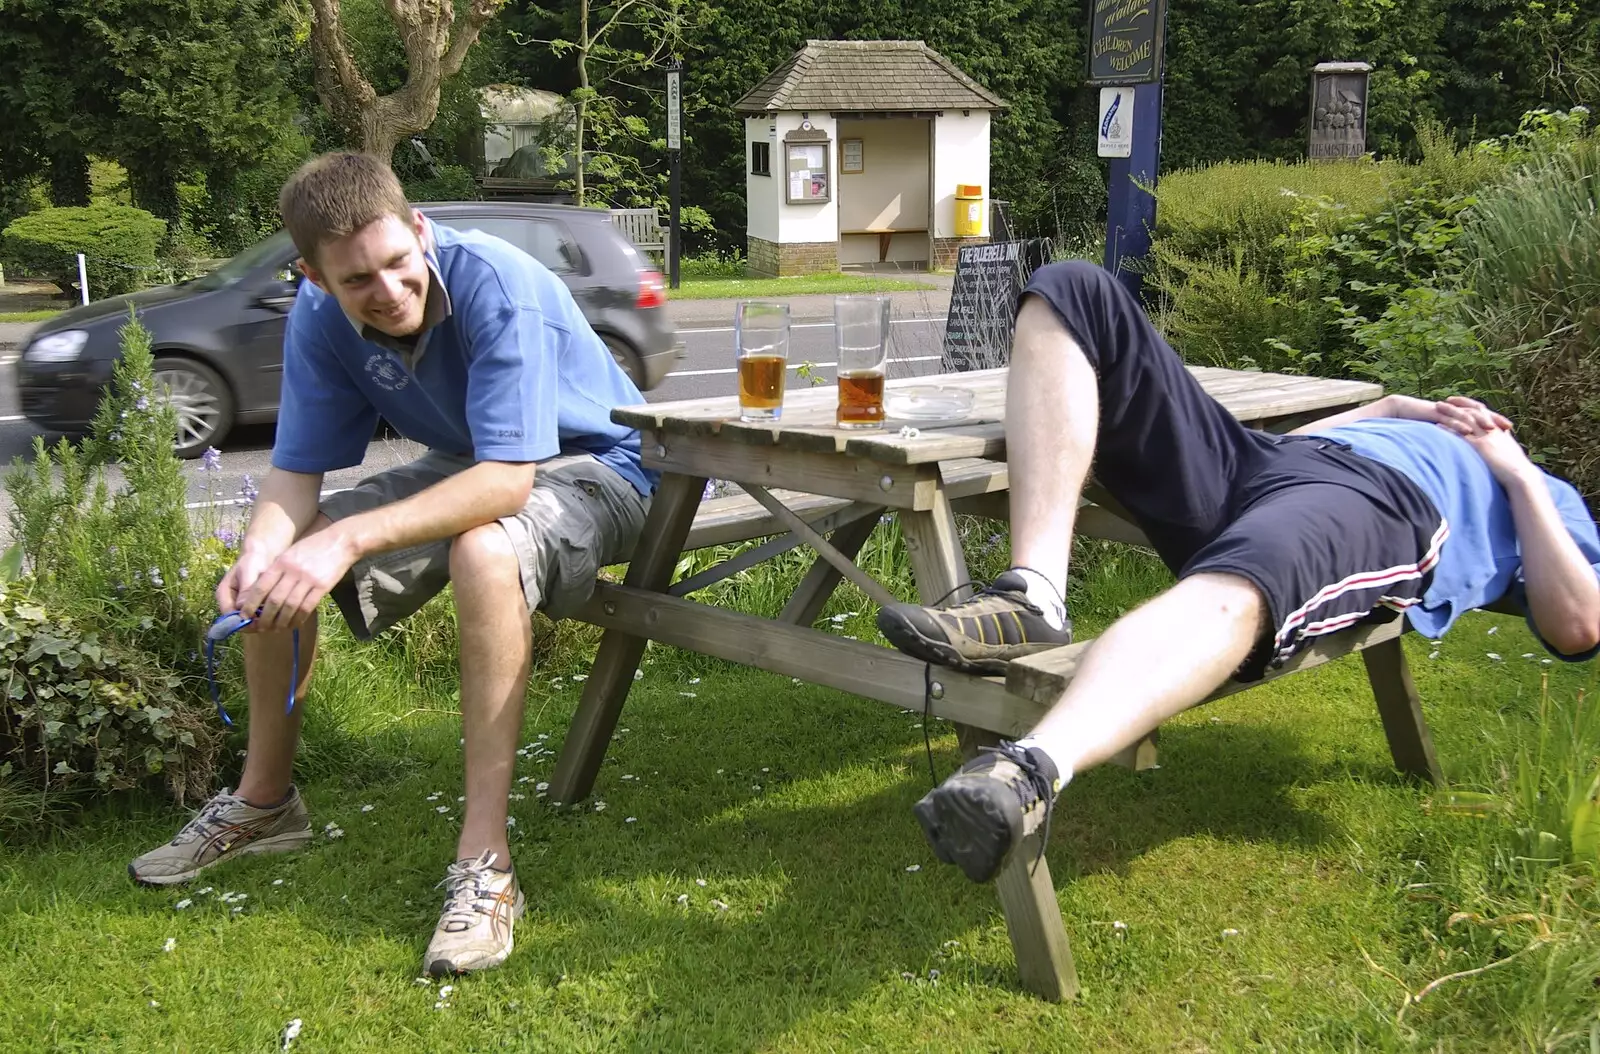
{"left": 128, "top": 153, "right": 657, "bottom": 976}
{"left": 876, "top": 260, "right": 1600, "bottom": 886}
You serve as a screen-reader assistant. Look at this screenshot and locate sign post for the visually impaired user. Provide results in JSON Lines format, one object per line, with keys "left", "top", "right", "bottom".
{"left": 1087, "top": 0, "right": 1168, "bottom": 297}
{"left": 666, "top": 61, "right": 683, "bottom": 289}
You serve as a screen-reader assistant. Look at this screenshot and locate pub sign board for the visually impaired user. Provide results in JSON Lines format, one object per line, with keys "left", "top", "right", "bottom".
{"left": 1086, "top": 0, "right": 1168, "bottom": 85}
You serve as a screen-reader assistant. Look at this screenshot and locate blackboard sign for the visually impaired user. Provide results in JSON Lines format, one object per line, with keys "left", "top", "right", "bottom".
{"left": 940, "top": 238, "right": 1054, "bottom": 373}
{"left": 1087, "top": 0, "right": 1167, "bottom": 85}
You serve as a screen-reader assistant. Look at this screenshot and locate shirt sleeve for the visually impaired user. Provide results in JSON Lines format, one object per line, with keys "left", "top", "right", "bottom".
{"left": 459, "top": 287, "right": 562, "bottom": 464}
{"left": 270, "top": 305, "right": 379, "bottom": 473}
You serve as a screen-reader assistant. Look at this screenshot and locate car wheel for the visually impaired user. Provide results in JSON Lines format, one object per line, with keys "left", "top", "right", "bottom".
{"left": 601, "top": 334, "right": 645, "bottom": 386}
{"left": 153, "top": 356, "right": 236, "bottom": 458}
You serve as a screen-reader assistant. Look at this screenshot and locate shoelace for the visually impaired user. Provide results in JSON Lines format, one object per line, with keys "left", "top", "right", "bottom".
{"left": 436, "top": 851, "right": 503, "bottom": 931}
{"left": 170, "top": 792, "right": 244, "bottom": 845}
{"left": 205, "top": 610, "right": 298, "bottom": 728}
{"left": 981, "top": 741, "right": 1058, "bottom": 876}
{"left": 918, "top": 566, "right": 1056, "bottom": 787}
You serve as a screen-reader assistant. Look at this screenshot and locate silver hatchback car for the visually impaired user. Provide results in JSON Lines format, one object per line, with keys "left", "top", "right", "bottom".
{"left": 18, "top": 201, "right": 682, "bottom": 456}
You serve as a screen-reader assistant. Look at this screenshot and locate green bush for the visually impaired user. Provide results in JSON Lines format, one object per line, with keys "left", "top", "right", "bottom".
{"left": 1461, "top": 135, "right": 1600, "bottom": 497}
{"left": 1150, "top": 159, "right": 1398, "bottom": 281}
{"left": 0, "top": 203, "right": 167, "bottom": 297}
{"left": 1, "top": 310, "right": 228, "bottom": 820}
{"left": 0, "top": 589, "right": 220, "bottom": 809}
{"left": 403, "top": 164, "right": 481, "bottom": 204}
{"left": 5, "top": 310, "right": 219, "bottom": 671}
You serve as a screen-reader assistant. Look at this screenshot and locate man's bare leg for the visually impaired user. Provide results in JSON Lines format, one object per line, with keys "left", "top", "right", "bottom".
{"left": 1021, "top": 572, "right": 1264, "bottom": 774}
{"left": 233, "top": 514, "right": 330, "bottom": 806}
{"left": 1005, "top": 296, "right": 1099, "bottom": 596}
{"left": 450, "top": 522, "right": 533, "bottom": 866}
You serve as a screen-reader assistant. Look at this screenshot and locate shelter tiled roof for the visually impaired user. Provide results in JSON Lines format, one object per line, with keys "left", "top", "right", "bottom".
{"left": 733, "top": 40, "right": 1006, "bottom": 114}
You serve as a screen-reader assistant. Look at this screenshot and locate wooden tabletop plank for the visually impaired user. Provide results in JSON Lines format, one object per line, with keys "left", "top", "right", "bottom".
{"left": 617, "top": 367, "right": 1380, "bottom": 467}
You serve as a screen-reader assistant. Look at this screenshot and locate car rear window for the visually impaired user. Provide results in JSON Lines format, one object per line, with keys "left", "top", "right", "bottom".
{"left": 440, "top": 216, "right": 584, "bottom": 275}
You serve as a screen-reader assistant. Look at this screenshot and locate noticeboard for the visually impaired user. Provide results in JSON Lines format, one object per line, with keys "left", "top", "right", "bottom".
{"left": 940, "top": 238, "right": 1054, "bottom": 373}
{"left": 1086, "top": 0, "right": 1167, "bottom": 85}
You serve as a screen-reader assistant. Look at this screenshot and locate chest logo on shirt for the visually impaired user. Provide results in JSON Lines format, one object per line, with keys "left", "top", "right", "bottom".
{"left": 364, "top": 353, "right": 411, "bottom": 391}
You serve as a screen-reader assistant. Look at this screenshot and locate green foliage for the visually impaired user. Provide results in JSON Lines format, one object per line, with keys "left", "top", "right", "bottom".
{"left": 0, "top": 0, "right": 300, "bottom": 222}
{"left": 0, "top": 589, "right": 219, "bottom": 811}
{"left": 402, "top": 163, "right": 483, "bottom": 204}
{"left": 0, "top": 204, "right": 167, "bottom": 297}
{"left": 4, "top": 311, "right": 217, "bottom": 671}
{"left": 1332, "top": 283, "right": 1508, "bottom": 400}
{"left": 1509, "top": 677, "right": 1600, "bottom": 869}
{"left": 188, "top": 127, "right": 315, "bottom": 256}
{"left": 1461, "top": 131, "right": 1600, "bottom": 495}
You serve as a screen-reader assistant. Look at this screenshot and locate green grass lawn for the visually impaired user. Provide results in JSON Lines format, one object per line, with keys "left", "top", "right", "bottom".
{"left": 0, "top": 308, "right": 62, "bottom": 323}
{"left": 2, "top": 545, "right": 1597, "bottom": 1051}
{"left": 671, "top": 273, "right": 933, "bottom": 300}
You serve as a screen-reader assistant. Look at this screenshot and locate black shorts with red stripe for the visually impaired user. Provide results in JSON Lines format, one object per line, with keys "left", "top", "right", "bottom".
{"left": 1022, "top": 260, "right": 1446, "bottom": 680}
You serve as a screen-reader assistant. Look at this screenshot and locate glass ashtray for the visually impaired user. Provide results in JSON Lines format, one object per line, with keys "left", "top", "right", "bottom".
{"left": 884, "top": 385, "right": 976, "bottom": 423}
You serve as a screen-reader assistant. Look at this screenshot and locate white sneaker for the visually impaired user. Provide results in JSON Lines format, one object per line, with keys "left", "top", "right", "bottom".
{"left": 128, "top": 786, "right": 312, "bottom": 886}
{"left": 423, "top": 850, "right": 525, "bottom": 976}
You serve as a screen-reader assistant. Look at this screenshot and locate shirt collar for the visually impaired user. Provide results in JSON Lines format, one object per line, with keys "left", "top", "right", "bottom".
{"left": 343, "top": 217, "right": 453, "bottom": 360}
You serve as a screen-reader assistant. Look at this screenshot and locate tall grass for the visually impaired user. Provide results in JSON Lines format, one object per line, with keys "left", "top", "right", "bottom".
{"left": 1461, "top": 138, "right": 1600, "bottom": 495}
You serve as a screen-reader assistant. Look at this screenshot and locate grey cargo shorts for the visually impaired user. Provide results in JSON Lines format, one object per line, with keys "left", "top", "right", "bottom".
{"left": 321, "top": 450, "right": 649, "bottom": 639}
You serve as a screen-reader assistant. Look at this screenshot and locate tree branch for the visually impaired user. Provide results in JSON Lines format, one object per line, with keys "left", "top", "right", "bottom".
{"left": 307, "top": 0, "right": 377, "bottom": 122}
{"left": 442, "top": 0, "right": 506, "bottom": 78}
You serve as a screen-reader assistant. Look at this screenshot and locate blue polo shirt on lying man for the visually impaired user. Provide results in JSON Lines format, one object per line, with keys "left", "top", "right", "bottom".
{"left": 1310, "top": 417, "right": 1600, "bottom": 660}
{"left": 271, "top": 217, "right": 657, "bottom": 497}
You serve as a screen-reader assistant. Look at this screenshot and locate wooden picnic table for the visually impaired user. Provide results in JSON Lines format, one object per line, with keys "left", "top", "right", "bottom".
{"left": 548, "top": 364, "right": 1383, "bottom": 1001}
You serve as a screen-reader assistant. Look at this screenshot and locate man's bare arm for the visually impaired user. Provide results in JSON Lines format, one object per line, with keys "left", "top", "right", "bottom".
{"left": 1288, "top": 394, "right": 1511, "bottom": 435}
{"left": 333, "top": 459, "right": 537, "bottom": 558}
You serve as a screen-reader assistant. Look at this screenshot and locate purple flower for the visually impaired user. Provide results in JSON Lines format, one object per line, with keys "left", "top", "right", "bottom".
{"left": 178, "top": 566, "right": 189, "bottom": 580}
{"left": 215, "top": 527, "right": 237, "bottom": 547}
{"left": 135, "top": 396, "right": 149, "bottom": 411}
{"left": 201, "top": 447, "right": 222, "bottom": 472}
{"left": 239, "top": 474, "right": 258, "bottom": 504}
{"left": 703, "top": 479, "right": 716, "bottom": 501}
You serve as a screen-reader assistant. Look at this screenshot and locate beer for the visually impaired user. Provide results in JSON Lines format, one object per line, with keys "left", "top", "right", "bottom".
{"left": 738, "top": 354, "right": 786, "bottom": 412}
{"left": 836, "top": 370, "right": 885, "bottom": 428}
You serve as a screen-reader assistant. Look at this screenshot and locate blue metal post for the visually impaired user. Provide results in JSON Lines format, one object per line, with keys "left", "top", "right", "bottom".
{"left": 1102, "top": 80, "right": 1165, "bottom": 298}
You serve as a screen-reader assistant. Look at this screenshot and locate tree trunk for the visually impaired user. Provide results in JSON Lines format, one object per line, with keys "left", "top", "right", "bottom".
{"left": 306, "top": 0, "right": 507, "bottom": 161}
{"left": 575, "top": 0, "right": 590, "bottom": 207}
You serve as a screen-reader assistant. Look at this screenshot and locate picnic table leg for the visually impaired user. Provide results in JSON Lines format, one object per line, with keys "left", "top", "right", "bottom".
{"left": 778, "top": 511, "right": 884, "bottom": 627}
{"left": 1362, "top": 634, "right": 1444, "bottom": 785}
{"left": 549, "top": 472, "right": 706, "bottom": 805}
{"left": 902, "top": 493, "right": 1081, "bottom": 1003}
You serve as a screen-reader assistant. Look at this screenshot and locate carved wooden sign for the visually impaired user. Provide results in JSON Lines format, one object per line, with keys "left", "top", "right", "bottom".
{"left": 1309, "top": 61, "right": 1371, "bottom": 160}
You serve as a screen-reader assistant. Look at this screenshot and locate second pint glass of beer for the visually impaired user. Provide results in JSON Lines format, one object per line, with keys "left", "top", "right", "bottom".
{"left": 834, "top": 295, "right": 890, "bottom": 429}
{"left": 735, "top": 301, "right": 791, "bottom": 422}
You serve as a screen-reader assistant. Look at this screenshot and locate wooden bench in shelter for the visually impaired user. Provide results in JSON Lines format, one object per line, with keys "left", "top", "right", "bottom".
{"left": 839, "top": 227, "right": 931, "bottom": 263}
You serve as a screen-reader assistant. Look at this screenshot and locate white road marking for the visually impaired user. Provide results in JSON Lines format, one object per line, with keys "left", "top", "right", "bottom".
{"left": 0, "top": 414, "right": 22, "bottom": 422}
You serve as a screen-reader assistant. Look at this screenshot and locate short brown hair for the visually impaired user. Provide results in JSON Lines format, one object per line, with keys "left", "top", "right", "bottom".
{"left": 277, "top": 151, "right": 413, "bottom": 264}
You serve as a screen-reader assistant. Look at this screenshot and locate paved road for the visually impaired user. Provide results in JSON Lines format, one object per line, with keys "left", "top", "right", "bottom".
{"left": 0, "top": 308, "right": 952, "bottom": 525}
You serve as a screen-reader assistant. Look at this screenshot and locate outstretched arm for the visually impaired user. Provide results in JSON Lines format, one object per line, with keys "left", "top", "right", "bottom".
{"left": 1433, "top": 403, "right": 1600, "bottom": 656}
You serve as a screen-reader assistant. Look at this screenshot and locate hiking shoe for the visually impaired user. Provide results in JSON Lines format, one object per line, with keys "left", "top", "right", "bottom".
{"left": 129, "top": 786, "right": 312, "bottom": 886}
{"left": 877, "top": 570, "right": 1072, "bottom": 674}
{"left": 424, "top": 851, "right": 525, "bottom": 976}
{"left": 913, "top": 743, "right": 1063, "bottom": 883}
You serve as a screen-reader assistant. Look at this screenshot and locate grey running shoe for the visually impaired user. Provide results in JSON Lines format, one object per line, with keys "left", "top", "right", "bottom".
{"left": 913, "top": 742, "right": 1063, "bottom": 883}
{"left": 877, "top": 570, "right": 1072, "bottom": 674}
{"left": 129, "top": 786, "right": 312, "bottom": 886}
{"left": 424, "top": 851, "right": 526, "bottom": 976}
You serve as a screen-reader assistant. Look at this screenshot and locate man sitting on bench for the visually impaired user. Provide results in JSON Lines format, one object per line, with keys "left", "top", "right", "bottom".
{"left": 876, "top": 260, "right": 1600, "bottom": 885}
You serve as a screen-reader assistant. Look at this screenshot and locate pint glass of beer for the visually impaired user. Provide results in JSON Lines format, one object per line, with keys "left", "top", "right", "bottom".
{"left": 735, "top": 301, "right": 790, "bottom": 423}
{"left": 834, "top": 295, "right": 890, "bottom": 429}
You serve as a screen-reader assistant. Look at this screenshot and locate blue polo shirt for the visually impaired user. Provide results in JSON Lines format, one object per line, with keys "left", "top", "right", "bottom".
{"left": 272, "top": 219, "right": 656, "bottom": 497}
{"left": 1310, "top": 418, "right": 1600, "bottom": 659}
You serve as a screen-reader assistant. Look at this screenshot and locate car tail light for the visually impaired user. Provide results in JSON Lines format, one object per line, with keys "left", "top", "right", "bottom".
{"left": 636, "top": 269, "right": 666, "bottom": 309}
